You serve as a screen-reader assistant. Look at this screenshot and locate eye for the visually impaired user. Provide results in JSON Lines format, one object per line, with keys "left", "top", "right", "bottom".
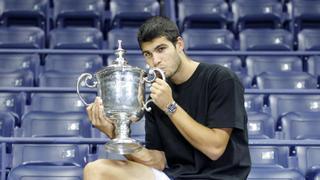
{"left": 156, "top": 47, "right": 165, "bottom": 53}
{"left": 143, "top": 52, "right": 152, "bottom": 58}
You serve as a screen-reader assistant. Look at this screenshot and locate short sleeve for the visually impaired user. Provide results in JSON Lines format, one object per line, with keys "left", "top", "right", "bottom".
{"left": 207, "top": 78, "right": 246, "bottom": 130}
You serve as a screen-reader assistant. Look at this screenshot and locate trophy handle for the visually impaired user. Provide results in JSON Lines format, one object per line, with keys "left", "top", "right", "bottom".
{"left": 143, "top": 68, "right": 166, "bottom": 112}
{"left": 76, "top": 73, "right": 97, "bottom": 106}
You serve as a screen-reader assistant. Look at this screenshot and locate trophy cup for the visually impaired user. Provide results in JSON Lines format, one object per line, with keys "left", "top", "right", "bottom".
{"left": 76, "top": 40, "right": 165, "bottom": 154}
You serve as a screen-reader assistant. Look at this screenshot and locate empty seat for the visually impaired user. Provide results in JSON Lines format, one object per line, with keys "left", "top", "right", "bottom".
{"left": 0, "top": 71, "right": 34, "bottom": 87}
{"left": 19, "top": 112, "right": 91, "bottom": 138}
{"left": 107, "top": 54, "right": 147, "bottom": 69}
{"left": 250, "top": 146, "right": 290, "bottom": 168}
{"left": 0, "top": 26, "right": 44, "bottom": 48}
{"left": 244, "top": 94, "right": 265, "bottom": 113}
{"left": 298, "top": 29, "right": 320, "bottom": 51}
{"left": 26, "top": 93, "right": 95, "bottom": 113}
{"left": 0, "top": 111, "right": 15, "bottom": 137}
{"left": 246, "top": 56, "right": 303, "bottom": 77}
{"left": 235, "top": 71, "right": 252, "bottom": 88}
{"left": 232, "top": 0, "right": 285, "bottom": 32}
{"left": 44, "top": 54, "right": 103, "bottom": 73}
{"left": 108, "top": 28, "right": 139, "bottom": 50}
{"left": 189, "top": 55, "right": 243, "bottom": 72}
{"left": 12, "top": 144, "right": 88, "bottom": 167}
{"left": 307, "top": 56, "right": 320, "bottom": 77}
{"left": 0, "top": 0, "right": 48, "bottom": 28}
{"left": 256, "top": 71, "right": 318, "bottom": 89}
{"left": 110, "top": 0, "right": 160, "bottom": 28}
{"left": 178, "top": 0, "right": 229, "bottom": 31}
{"left": 53, "top": 0, "right": 105, "bottom": 28}
{"left": 296, "top": 146, "right": 320, "bottom": 177}
{"left": 240, "top": 29, "right": 293, "bottom": 51}
{"left": 0, "top": 92, "right": 26, "bottom": 120}
{"left": 268, "top": 95, "right": 320, "bottom": 121}
{"left": 280, "top": 112, "right": 320, "bottom": 140}
{"left": 39, "top": 71, "right": 83, "bottom": 87}
{"left": 289, "top": 0, "right": 320, "bottom": 31}
{"left": 49, "top": 27, "right": 103, "bottom": 49}
{"left": 7, "top": 163, "right": 83, "bottom": 180}
{"left": 247, "top": 112, "right": 275, "bottom": 139}
{"left": 248, "top": 166, "right": 305, "bottom": 180}
{"left": 182, "top": 29, "right": 235, "bottom": 50}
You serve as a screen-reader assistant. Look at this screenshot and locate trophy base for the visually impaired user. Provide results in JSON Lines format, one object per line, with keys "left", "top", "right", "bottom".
{"left": 105, "top": 138, "right": 142, "bottom": 155}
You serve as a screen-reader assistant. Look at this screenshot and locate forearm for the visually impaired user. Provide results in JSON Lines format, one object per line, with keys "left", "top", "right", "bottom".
{"left": 125, "top": 147, "right": 166, "bottom": 170}
{"left": 169, "top": 104, "right": 231, "bottom": 160}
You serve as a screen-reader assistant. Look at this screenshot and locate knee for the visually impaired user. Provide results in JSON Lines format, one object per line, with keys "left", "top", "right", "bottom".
{"left": 83, "top": 159, "right": 126, "bottom": 178}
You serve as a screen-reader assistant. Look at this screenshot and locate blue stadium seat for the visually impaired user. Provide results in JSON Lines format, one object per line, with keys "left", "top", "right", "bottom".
{"left": 240, "top": 29, "right": 293, "bottom": 51}
{"left": 307, "top": 56, "right": 320, "bottom": 77}
{"left": 246, "top": 56, "right": 303, "bottom": 77}
{"left": 296, "top": 146, "right": 320, "bottom": 177}
{"left": 0, "top": 71, "right": 34, "bottom": 87}
{"left": 12, "top": 143, "right": 88, "bottom": 167}
{"left": 0, "top": 92, "right": 26, "bottom": 120}
{"left": 44, "top": 54, "right": 103, "bottom": 73}
{"left": 26, "top": 93, "right": 95, "bottom": 113}
{"left": 107, "top": 54, "right": 147, "bottom": 69}
{"left": 182, "top": 29, "right": 235, "bottom": 50}
{"left": 0, "top": 0, "right": 48, "bottom": 28}
{"left": 7, "top": 163, "right": 83, "bottom": 180}
{"left": 0, "top": 26, "right": 44, "bottom": 48}
{"left": 38, "top": 71, "right": 82, "bottom": 87}
{"left": 49, "top": 27, "right": 103, "bottom": 49}
{"left": 53, "top": 0, "right": 105, "bottom": 28}
{"left": 108, "top": 28, "right": 139, "bottom": 50}
{"left": 280, "top": 112, "right": 320, "bottom": 140}
{"left": 256, "top": 71, "right": 318, "bottom": 89}
{"left": 110, "top": 0, "right": 160, "bottom": 28}
{"left": 298, "top": 29, "right": 320, "bottom": 51}
{"left": 235, "top": 71, "right": 253, "bottom": 89}
{"left": 0, "top": 111, "right": 15, "bottom": 137}
{"left": 250, "top": 146, "right": 290, "bottom": 168}
{"left": 244, "top": 94, "right": 266, "bottom": 113}
{"left": 0, "top": 54, "right": 40, "bottom": 79}
{"left": 289, "top": 0, "right": 320, "bottom": 31}
{"left": 177, "top": 0, "right": 229, "bottom": 31}
{"left": 248, "top": 167, "right": 305, "bottom": 180}
{"left": 247, "top": 112, "right": 275, "bottom": 139}
{"left": 19, "top": 112, "right": 91, "bottom": 138}
{"left": 232, "top": 0, "right": 285, "bottom": 32}
{"left": 189, "top": 55, "right": 244, "bottom": 72}
{"left": 131, "top": 117, "right": 145, "bottom": 141}
{"left": 268, "top": 95, "right": 320, "bottom": 121}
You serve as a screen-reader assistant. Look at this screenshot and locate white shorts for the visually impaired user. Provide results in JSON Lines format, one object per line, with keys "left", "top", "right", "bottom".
{"left": 151, "top": 168, "right": 171, "bottom": 180}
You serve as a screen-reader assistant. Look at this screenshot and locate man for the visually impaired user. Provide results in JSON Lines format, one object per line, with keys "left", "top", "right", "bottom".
{"left": 84, "top": 16, "right": 251, "bottom": 180}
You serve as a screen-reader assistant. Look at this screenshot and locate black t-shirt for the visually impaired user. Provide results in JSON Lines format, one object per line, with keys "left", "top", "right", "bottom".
{"left": 145, "top": 63, "right": 251, "bottom": 180}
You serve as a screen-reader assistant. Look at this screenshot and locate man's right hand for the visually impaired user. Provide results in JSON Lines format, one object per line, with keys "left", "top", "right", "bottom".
{"left": 86, "top": 97, "right": 115, "bottom": 139}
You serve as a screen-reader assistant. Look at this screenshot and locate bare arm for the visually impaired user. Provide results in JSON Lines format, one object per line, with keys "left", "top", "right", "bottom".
{"left": 125, "top": 148, "right": 166, "bottom": 171}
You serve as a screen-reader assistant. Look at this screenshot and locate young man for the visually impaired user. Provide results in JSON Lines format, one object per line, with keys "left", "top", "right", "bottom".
{"left": 84, "top": 16, "right": 251, "bottom": 180}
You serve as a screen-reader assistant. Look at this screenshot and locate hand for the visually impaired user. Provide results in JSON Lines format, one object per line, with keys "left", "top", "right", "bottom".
{"left": 86, "top": 97, "right": 115, "bottom": 139}
{"left": 150, "top": 78, "right": 174, "bottom": 112}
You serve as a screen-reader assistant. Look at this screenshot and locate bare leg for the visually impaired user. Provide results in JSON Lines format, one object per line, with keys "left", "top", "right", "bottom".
{"left": 83, "top": 159, "right": 156, "bottom": 180}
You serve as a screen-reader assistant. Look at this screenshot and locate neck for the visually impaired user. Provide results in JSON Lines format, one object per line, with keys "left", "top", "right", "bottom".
{"left": 170, "top": 55, "right": 199, "bottom": 85}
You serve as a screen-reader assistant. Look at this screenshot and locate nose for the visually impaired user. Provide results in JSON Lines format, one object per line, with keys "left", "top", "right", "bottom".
{"left": 152, "top": 53, "right": 161, "bottom": 67}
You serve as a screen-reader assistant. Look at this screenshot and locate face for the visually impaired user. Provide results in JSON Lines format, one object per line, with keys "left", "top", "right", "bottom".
{"left": 141, "top": 36, "right": 183, "bottom": 78}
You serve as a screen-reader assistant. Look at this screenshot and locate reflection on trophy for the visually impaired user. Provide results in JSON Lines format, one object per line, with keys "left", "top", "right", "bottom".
{"left": 76, "top": 40, "right": 165, "bottom": 154}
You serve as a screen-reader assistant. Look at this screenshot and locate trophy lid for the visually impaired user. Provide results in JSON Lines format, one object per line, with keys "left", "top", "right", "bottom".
{"left": 112, "top": 40, "right": 128, "bottom": 66}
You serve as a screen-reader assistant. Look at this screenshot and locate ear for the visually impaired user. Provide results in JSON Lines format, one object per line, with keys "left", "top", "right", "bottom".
{"left": 176, "top": 36, "right": 185, "bottom": 52}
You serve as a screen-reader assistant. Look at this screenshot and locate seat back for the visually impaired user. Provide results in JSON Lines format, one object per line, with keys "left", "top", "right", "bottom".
{"left": 110, "top": 0, "right": 159, "bottom": 28}
{"left": 248, "top": 166, "right": 305, "bottom": 179}
{"left": 189, "top": 55, "right": 243, "bottom": 72}
{"left": 240, "top": 29, "right": 293, "bottom": 51}
{"left": 0, "top": 27, "right": 44, "bottom": 48}
{"left": 0, "top": 92, "right": 26, "bottom": 119}
{"left": 290, "top": 0, "right": 320, "bottom": 31}
{"left": 49, "top": 27, "right": 103, "bottom": 49}
{"left": 250, "top": 146, "right": 290, "bottom": 168}
{"left": 0, "top": 111, "right": 15, "bottom": 137}
{"left": 298, "top": 29, "right": 320, "bottom": 51}
{"left": 296, "top": 146, "right": 320, "bottom": 175}
{"left": 0, "top": 71, "right": 34, "bottom": 87}
{"left": 246, "top": 56, "right": 303, "bottom": 77}
{"left": 247, "top": 112, "right": 275, "bottom": 139}
{"left": 182, "top": 29, "right": 235, "bottom": 50}
{"left": 107, "top": 28, "right": 140, "bottom": 50}
{"left": 53, "top": 0, "right": 105, "bottom": 28}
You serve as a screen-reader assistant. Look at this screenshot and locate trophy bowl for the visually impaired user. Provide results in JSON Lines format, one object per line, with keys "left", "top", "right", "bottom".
{"left": 76, "top": 40, "right": 165, "bottom": 154}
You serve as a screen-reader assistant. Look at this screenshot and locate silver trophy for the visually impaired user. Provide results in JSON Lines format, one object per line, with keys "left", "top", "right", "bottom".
{"left": 76, "top": 40, "right": 165, "bottom": 154}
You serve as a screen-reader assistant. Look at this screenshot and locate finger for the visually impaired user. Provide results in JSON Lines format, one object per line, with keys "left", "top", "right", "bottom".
{"left": 91, "top": 101, "right": 99, "bottom": 126}
{"left": 86, "top": 104, "right": 93, "bottom": 123}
